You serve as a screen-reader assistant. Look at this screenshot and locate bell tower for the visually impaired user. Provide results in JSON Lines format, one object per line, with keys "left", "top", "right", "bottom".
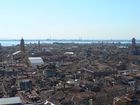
{"left": 132, "top": 37, "right": 136, "bottom": 49}
{"left": 20, "top": 37, "right": 25, "bottom": 52}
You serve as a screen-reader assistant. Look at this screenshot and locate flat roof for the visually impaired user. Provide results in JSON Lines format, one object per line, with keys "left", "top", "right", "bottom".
{"left": 0, "top": 97, "right": 22, "bottom": 105}
{"left": 28, "top": 57, "right": 44, "bottom": 64}
{"left": 12, "top": 50, "right": 22, "bottom": 55}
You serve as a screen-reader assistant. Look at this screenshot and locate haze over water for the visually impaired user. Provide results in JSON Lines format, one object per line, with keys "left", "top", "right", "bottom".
{"left": 1, "top": 39, "right": 140, "bottom": 46}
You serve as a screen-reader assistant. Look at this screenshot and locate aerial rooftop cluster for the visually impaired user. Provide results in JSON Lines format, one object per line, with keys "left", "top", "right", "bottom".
{"left": 0, "top": 38, "right": 140, "bottom": 105}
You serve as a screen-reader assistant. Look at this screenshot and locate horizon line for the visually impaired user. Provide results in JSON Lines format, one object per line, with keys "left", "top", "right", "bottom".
{"left": 0, "top": 38, "right": 139, "bottom": 41}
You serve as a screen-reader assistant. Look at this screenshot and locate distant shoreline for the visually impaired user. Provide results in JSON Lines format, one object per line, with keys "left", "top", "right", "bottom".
{"left": 0, "top": 39, "right": 140, "bottom": 41}
{"left": 0, "top": 39, "right": 140, "bottom": 46}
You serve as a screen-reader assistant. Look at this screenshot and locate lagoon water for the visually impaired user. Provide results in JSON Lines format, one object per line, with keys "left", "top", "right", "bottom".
{"left": 0, "top": 39, "right": 139, "bottom": 46}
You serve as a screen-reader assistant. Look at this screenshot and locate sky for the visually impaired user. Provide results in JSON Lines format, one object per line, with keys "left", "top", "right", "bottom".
{"left": 0, "top": 0, "right": 140, "bottom": 40}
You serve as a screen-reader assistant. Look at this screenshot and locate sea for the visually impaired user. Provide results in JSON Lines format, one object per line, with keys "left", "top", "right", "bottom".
{"left": 0, "top": 39, "right": 140, "bottom": 46}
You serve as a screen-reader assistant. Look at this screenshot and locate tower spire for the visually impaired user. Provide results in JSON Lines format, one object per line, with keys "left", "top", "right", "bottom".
{"left": 132, "top": 37, "right": 136, "bottom": 50}
{"left": 20, "top": 37, "right": 25, "bottom": 52}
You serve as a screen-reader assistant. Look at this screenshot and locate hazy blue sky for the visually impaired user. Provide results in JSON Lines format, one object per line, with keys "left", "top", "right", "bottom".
{"left": 0, "top": 0, "right": 140, "bottom": 40}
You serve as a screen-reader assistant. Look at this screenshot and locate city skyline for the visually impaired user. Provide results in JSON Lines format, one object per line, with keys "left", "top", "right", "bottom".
{"left": 0, "top": 0, "right": 140, "bottom": 40}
